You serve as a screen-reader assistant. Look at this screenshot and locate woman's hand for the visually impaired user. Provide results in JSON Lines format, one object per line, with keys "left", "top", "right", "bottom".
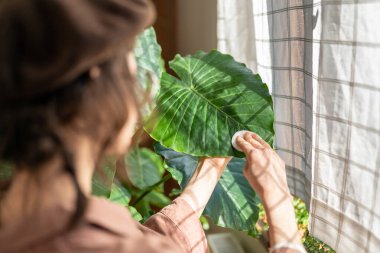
{"left": 236, "top": 132, "right": 290, "bottom": 200}
{"left": 236, "top": 131, "right": 301, "bottom": 247}
{"left": 179, "top": 156, "right": 232, "bottom": 217}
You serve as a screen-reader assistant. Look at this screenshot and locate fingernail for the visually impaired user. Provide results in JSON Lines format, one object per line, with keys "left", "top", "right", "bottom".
{"left": 252, "top": 132, "right": 259, "bottom": 137}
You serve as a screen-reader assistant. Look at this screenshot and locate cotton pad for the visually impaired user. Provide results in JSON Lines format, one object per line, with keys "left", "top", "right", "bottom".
{"left": 231, "top": 130, "right": 251, "bottom": 152}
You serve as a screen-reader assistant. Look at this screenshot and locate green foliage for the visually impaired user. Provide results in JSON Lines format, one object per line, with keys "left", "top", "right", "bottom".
{"left": 0, "top": 162, "right": 12, "bottom": 180}
{"left": 92, "top": 157, "right": 117, "bottom": 197}
{"left": 155, "top": 143, "right": 261, "bottom": 235}
{"left": 130, "top": 184, "right": 171, "bottom": 222}
{"left": 154, "top": 143, "right": 198, "bottom": 189}
{"left": 303, "top": 235, "right": 335, "bottom": 253}
{"left": 127, "top": 206, "right": 144, "bottom": 222}
{"left": 109, "top": 182, "right": 132, "bottom": 206}
{"left": 200, "top": 215, "right": 210, "bottom": 230}
{"left": 292, "top": 198, "right": 335, "bottom": 252}
{"left": 145, "top": 50, "right": 275, "bottom": 157}
{"left": 125, "top": 148, "right": 164, "bottom": 189}
{"left": 95, "top": 28, "right": 273, "bottom": 235}
{"left": 123, "top": 147, "right": 172, "bottom": 221}
{"left": 92, "top": 148, "right": 171, "bottom": 223}
{"left": 256, "top": 198, "right": 336, "bottom": 253}
{"left": 293, "top": 198, "right": 309, "bottom": 229}
{"left": 134, "top": 27, "right": 163, "bottom": 89}
{"left": 134, "top": 27, "right": 164, "bottom": 117}
{"left": 108, "top": 182, "right": 143, "bottom": 222}
{"left": 91, "top": 27, "right": 333, "bottom": 251}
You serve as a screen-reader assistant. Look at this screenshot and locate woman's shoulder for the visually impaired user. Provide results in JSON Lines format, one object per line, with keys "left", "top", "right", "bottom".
{"left": 0, "top": 197, "right": 142, "bottom": 253}
{"left": 84, "top": 197, "right": 141, "bottom": 236}
{"left": 59, "top": 197, "right": 183, "bottom": 253}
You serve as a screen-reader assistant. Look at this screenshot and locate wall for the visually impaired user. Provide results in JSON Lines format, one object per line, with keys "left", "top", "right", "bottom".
{"left": 177, "top": 0, "right": 217, "bottom": 55}
{"left": 151, "top": 0, "right": 177, "bottom": 62}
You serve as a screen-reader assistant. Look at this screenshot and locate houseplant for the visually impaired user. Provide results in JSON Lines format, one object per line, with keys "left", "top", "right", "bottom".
{"left": 95, "top": 27, "right": 275, "bottom": 236}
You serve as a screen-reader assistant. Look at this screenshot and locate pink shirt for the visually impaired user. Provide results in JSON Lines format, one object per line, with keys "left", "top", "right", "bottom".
{"left": 0, "top": 197, "right": 209, "bottom": 253}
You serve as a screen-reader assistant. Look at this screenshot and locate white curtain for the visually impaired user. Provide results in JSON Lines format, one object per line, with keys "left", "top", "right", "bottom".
{"left": 217, "top": 1, "right": 380, "bottom": 252}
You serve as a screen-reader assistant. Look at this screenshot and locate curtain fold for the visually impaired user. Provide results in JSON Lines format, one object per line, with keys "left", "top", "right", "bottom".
{"left": 217, "top": 1, "right": 380, "bottom": 252}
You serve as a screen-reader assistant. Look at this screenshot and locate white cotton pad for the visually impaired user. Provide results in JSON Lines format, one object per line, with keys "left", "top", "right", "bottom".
{"left": 231, "top": 130, "right": 251, "bottom": 152}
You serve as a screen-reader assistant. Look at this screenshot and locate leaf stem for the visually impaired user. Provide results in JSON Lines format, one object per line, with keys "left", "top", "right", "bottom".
{"left": 131, "top": 174, "right": 172, "bottom": 206}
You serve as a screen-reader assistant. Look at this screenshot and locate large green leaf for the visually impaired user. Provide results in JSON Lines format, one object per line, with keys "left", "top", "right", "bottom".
{"left": 155, "top": 143, "right": 260, "bottom": 234}
{"left": 146, "top": 50, "right": 274, "bottom": 157}
{"left": 134, "top": 27, "right": 163, "bottom": 87}
{"left": 125, "top": 148, "right": 164, "bottom": 190}
{"left": 134, "top": 27, "right": 164, "bottom": 117}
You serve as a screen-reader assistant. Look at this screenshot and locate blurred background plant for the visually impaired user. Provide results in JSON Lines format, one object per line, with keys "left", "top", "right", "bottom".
{"left": 254, "top": 198, "right": 335, "bottom": 253}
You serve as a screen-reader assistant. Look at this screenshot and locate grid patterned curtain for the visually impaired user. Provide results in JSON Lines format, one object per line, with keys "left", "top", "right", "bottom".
{"left": 217, "top": 0, "right": 380, "bottom": 252}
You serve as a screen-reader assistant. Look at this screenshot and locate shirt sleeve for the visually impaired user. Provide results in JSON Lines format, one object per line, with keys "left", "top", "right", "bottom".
{"left": 142, "top": 197, "right": 209, "bottom": 253}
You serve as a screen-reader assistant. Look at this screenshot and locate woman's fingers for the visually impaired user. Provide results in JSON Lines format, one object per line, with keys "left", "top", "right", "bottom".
{"left": 233, "top": 130, "right": 271, "bottom": 151}
{"left": 243, "top": 132, "right": 263, "bottom": 149}
{"left": 251, "top": 132, "right": 271, "bottom": 149}
{"left": 236, "top": 136, "right": 255, "bottom": 153}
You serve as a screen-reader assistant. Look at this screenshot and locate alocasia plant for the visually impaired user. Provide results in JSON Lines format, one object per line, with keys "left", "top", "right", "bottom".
{"left": 154, "top": 143, "right": 261, "bottom": 235}
{"left": 96, "top": 27, "right": 274, "bottom": 235}
{"left": 145, "top": 50, "right": 274, "bottom": 157}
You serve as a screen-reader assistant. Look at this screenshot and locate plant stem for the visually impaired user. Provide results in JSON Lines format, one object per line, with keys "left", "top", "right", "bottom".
{"left": 131, "top": 174, "right": 172, "bottom": 206}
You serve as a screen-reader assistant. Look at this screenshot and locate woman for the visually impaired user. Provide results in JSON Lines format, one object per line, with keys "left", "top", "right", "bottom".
{"left": 0, "top": 0, "right": 304, "bottom": 252}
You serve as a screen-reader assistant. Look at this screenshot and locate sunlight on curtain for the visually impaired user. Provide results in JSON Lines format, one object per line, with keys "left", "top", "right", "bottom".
{"left": 218, "top": 1, "right": 380, "bottom": 252}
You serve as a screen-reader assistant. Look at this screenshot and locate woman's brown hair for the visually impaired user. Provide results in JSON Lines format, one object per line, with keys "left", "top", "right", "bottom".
{"left": 0, "top": 53, "right": 141, "bottom": 227}
{"left": 0, "top": 0, "right": 155, "bottom": 228}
